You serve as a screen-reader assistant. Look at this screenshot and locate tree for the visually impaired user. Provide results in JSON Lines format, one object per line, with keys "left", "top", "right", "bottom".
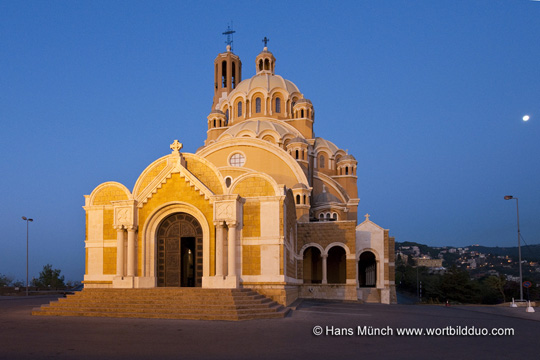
{"left": 0, "top": 273, "right": 13, "bottom": 287}
{"left": 32, "top": 264, "right": 65, "bottom": 288}
{"left": 485, "top": 275, "right": 507, "bottom": 303}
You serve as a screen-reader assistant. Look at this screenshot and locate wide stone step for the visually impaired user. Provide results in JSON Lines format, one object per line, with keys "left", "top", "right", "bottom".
{"left": 37, "top": 304, "right": 281, "bottom": 315}
{"left": 32, "top": 288, "right": 288, "bottom": 321}
{"left": 32, "top": 309, "right": 288, "bottom": 321}
{"left": 47, "top": 301, "right": 279, "bottom": 312}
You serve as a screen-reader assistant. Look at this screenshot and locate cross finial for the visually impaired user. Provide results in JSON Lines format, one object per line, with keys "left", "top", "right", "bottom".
{"left": 170, "top": 139, "right": 183, "bottom": 153}
{"left": 364, "top": 213, "right": 370, "bottom": 221}
{"left": 222, "top": 23, "right": 236, "bottom": 50}
{"left": 262, "top": 36, "right": 269, "bottom": 47}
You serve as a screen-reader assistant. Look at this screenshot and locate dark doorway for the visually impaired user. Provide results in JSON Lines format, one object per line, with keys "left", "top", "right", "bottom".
{"left": 157, "top": 213, "right": 202, "bottom": 287}
{"left": 358, "top": 251, "right": 377, "bottom": 287}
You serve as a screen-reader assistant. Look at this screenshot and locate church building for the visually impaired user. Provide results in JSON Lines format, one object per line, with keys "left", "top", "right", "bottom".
{"left": 83, "top": 42, "right": 397, "bottom": 305}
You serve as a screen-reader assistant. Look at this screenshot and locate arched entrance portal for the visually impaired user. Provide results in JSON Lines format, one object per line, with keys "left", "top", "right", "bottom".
{"left": 157, "top": 213, "right": 203, "bottom": 287}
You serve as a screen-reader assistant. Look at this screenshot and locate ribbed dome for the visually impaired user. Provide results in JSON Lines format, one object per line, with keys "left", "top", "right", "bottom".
{"left": 314, "top": 137, "right": 339, "bottom": 154}
{"left": 230, "top": 73, "right": 300, "bottom": 97}
{"left": 218, "top": 119, "right": 302, "bottom": 139}
{"left": 288, "top": 137, "right": 309, "bottom": 145}
{"left": 337, "top": 154, "right": 356, "bottom": 162}
{"left": 314, "top": 191, "right": 341, "bottom": 204}
{"left": 295, "top": 98, "right": 312, "bottom": 105}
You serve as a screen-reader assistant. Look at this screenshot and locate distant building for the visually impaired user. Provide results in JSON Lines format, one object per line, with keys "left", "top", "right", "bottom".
{"left": 415, "top": 258, "right": 443, "bottom": 268}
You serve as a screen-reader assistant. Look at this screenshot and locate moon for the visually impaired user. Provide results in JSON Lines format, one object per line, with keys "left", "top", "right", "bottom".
{"left": 523, "top": 115, "right": 530, "bottom": 122}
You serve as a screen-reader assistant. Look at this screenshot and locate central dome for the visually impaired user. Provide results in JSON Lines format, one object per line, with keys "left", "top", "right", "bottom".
{"left": 230, "top": 73, "right": 300, "bottom": 97}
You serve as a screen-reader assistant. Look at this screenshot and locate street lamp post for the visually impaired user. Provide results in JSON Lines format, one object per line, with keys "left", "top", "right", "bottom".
{"left": 504, "top": 196, "right": 523, "bottom": 302}
{"left": 21, "top": 216, "right": 33, "bottom": 296}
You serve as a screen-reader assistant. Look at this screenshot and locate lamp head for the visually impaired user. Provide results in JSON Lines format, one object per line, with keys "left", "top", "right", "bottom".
{"left": 22, "top": 216, "right": 27, "bottom": 220}
{"left": 504, "top": 195, "right": 514, "bottom": 200}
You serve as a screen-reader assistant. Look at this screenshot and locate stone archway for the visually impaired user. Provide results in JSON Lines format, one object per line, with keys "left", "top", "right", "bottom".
{"left": 156, "top": 213, "right": 203, "bottom": 287}
{"left": 302, "top": 247, "right": 322, "bottom": 284}
{"left": 358, "top": 251, "right": 377, "bottom": 287}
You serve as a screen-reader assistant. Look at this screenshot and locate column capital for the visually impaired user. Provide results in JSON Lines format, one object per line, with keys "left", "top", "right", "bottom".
{"left": 321, "top": 254, "right": 328, "bottom": 259}
{"left": 213, "top": 220, "right": 226, "bottom": 227}
{"left": 226, "top": 221, "right": 237, "bottom": 228}
{"left": 113, "top": 225, "right": 124, "bottom": 231}
{"left": 126, "top": 225, "right": 138, "bottom": 232}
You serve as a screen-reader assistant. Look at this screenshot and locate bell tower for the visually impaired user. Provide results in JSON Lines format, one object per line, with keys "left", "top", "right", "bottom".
{"left": 212, "top": 45, "right": 242, "bottom": 109}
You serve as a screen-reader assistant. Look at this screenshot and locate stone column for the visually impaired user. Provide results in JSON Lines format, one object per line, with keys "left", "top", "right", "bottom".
{"left": 115, "top": 226, "right": 125, "bottom": 277}
{"left": 322, "top": 254, "right": 328, "bottom": 284}
{"left": 227, "top": 222, "right": 237, "bottom": 277}
{"left": 126, "top": 226, "right": 137, "bottom": 277}
{"left": 215, "top": 221, "right": 225, "bottom": 277}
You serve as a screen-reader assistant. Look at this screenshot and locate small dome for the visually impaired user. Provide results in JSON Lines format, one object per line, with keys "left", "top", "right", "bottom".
{"left": 292, "top": 183, "right": 309, "bottom": 189}
{"left": 295, "top": 98, "right": 312, "bottom": 105}
{"left": 314, "top": 191, "right": 341, "bottom": 204}
{"left": 210, "top": 110, "right": 225, "bottom": 115}
{"left": 337, "top": 154, "right": 356, "bottom": 162}
{"left": 314, "top": 137, "right": 339, "bottom": 154}
{"left": 288, "top": 137, "right": 308, "bottom": 145}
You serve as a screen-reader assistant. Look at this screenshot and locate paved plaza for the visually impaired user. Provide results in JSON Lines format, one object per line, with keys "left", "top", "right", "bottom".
{"left": 1, "top": 295, "right": 539, "bottom": 359}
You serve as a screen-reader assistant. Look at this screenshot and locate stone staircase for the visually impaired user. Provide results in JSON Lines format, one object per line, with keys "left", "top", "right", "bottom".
{"left": 358, "top": 288, "right": 381, "bottom": 303}
{"left": 32, "top": 288, "right": 290, "bottom": 321}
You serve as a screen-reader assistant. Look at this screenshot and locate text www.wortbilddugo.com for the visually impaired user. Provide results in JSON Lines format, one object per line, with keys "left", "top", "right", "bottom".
{"left": 313, "top": 325, "right": 514, "bottom": 336}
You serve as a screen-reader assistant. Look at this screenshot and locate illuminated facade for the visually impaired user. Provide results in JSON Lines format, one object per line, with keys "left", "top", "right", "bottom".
{"left": 83, "top": 44, "right": 397, "bottom": 305}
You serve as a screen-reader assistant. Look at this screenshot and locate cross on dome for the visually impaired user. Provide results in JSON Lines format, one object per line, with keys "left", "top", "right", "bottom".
{"left": 170, "top": 139, "right": 183, "bottom": 153}
{"left": 262, "top": 36, "right": 269, "bottom": 47}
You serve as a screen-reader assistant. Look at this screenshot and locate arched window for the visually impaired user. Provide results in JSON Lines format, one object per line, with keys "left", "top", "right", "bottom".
{"left": 301, "top": 109, "right": 304, "bottom": 118}
{"left": 275, "top": 98, "right": 281, "bottom": 113}
{"left": 237, "top": 101, "right": 242, "bottom": 117}
{"left": 255, "top": 98, "right": 261, "bottom": 113}
{"left": 259, "top": 60, "right": 263, "bottom": 72}
{"left": 326, "top": 213, "right": 331, "bottom": 220}
{"left": 319, "top": 213, "right": 324, "bottom": 221}
{"left": 319, "top": 155, "right": 325, "bottom": 169}
{"left": 296, "top": 195, "right": 300, "bottom": 204}
{"left": 213, "top": 119, "right": 216, "bottom": 128}
{"left": 225, "top": 177, "right": 232, "bottom": 188}
{"left": 303, "top": 195, "right": 307, "bottom": 204}
{"left": 264, "top": 58, "right": 270, "bottom": 70}
{"left": 221, "top": 61, "right": 227, "bottom": 88}
{"left": 295, "top": 150, "right": 299, "bottom": 159}
{"left": 231, "top": 62, "right": 236, "bottom": 89}
{"left": 225, "top": 109, "right": 229, "bottom": 125}
{"left": 332, "top": 213, "right": 337, "bottom": 221}
{"left": 345, "top": 167, "right": 349, "bottom": 175}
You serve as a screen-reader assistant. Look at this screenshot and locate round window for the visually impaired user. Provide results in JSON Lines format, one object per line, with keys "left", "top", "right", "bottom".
{"left": 229, "top": 153, "right": 246, "bottom": 167}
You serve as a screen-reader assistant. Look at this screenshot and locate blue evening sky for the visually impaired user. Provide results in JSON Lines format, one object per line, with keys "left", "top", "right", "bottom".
{"left": 1, "top": 1, "right": 539, "bottom": 282}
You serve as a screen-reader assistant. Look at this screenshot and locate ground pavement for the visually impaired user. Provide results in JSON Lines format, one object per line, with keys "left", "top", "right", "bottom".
{"left": 1, "top": 295, "right": 538, "bottom": 360}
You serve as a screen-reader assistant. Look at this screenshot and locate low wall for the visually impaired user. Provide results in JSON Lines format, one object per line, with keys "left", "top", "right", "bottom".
{"left": 298, "top": 284, "right": 357, "bottom": 301}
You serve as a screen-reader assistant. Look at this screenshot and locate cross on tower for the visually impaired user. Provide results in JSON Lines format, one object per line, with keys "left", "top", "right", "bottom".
{"left": 170, "top": 139, "right": 183, "bottom": 153}
{"left": 364, "top": 213, "right": 370, "bottom": 221}
{"left": 262, "top": 37, "right": 269, "bottom": 47}
{"left": 222, "top": 24, "right": 236, "bottom": 48}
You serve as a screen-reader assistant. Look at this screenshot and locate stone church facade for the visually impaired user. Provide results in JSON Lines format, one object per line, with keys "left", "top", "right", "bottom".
{"left": 83, "top": 44, "right": 397, "bottom": 305}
